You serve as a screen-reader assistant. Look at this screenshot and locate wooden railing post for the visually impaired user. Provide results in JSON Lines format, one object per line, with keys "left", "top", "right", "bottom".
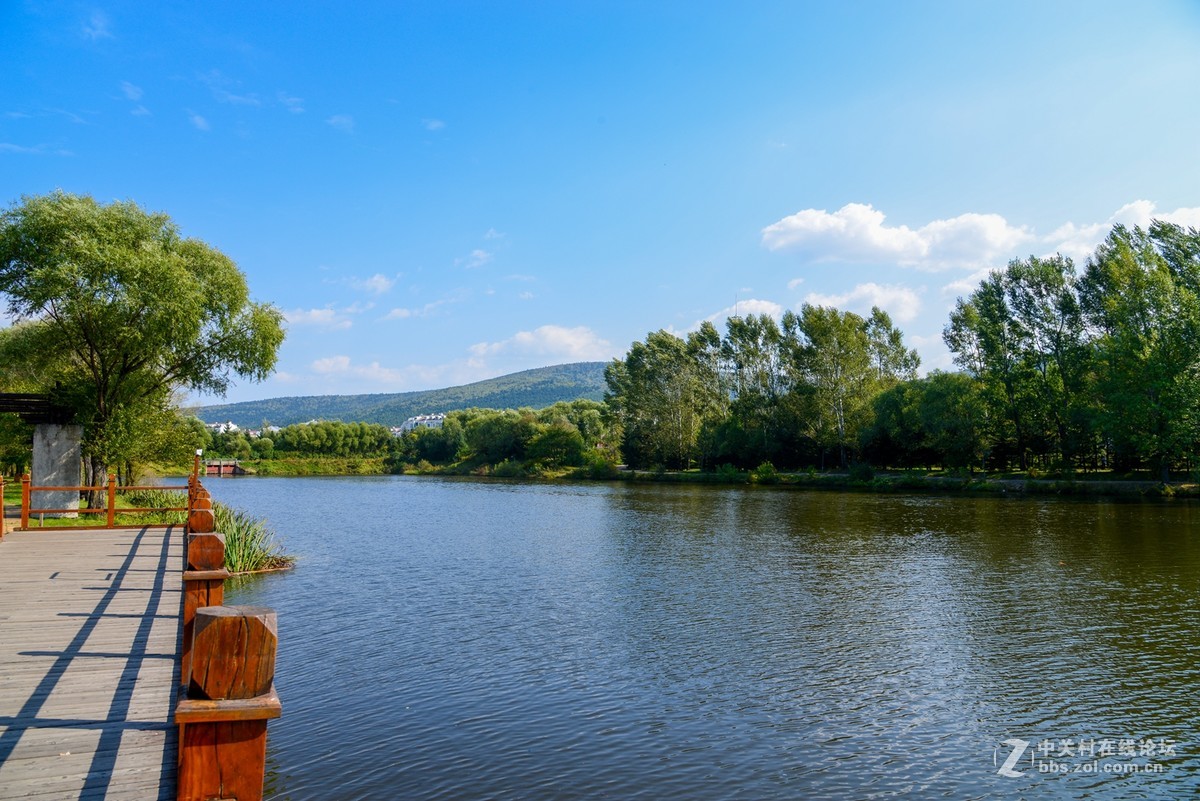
{"left": 20, "top": 474, "right": 30, "bottom": 529}
{"left": 106, "top": 474, "right": 117, "bottom": 527}
{"left": 188, "top": 489, "right": 215, "bottom": 535}
{"left": 181, "top": 532, "right": 229, "bottom": 686}
{"left": 176, "top": 606, "right": 281, "bottom": 801}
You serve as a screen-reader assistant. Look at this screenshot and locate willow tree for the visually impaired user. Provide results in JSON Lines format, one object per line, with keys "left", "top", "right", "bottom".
{"left": 0, "top": 192, "right": 285, "bottom": 496}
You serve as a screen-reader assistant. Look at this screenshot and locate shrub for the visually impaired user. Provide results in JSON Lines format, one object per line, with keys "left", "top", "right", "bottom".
{"left": 716, "top": 463, "right": 746, "bottom": 483}
{"left": 750, "top": 461, "right": 779, "bottom": 484}
{"left": 491, "top": 459, "right": 527, "bottom": 478}
{"left": 848, "top": 462, "right": 875, "bottom": 482}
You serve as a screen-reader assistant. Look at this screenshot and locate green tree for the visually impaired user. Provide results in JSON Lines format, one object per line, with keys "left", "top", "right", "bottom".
{"left": 526, "top": 422, "right": 586, "bottom": 467}
{"left": 1003, "top": 255, "right": 1091, "bottom": 465}
{"left": 606, "top": 330, "right": 714, "bottom": 469}
{"left": 944, "top": 271, "right": 1035, "bottom": 469}
{"left": 1079, "top": 223, "right": 1200, "bottom": 479}
{"left": 464, "top": 409, "right": 537, "bottom": 464}
{"left": 0, "top": 192, "right": 284, "bottom": 498}
{"left": 716, "top": 314, "right": 790, "bottom": 466}
{"left": 786, "top": 305, "right": 875, "bottom": 468}
{"left": 0, "top": 413, "right": 32, "bottom": 476}
{"left": 919, "top": 371, "right": 987, "bottom": 470}
{"left": 862, "top": 379, "right": 929, "bottom": 468}
{"left": 865, "top": 307, "right": 920, "bottom": 386}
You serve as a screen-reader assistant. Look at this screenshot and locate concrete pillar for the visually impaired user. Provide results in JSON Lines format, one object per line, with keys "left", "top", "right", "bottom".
{"left": 32, "top": 423, "right": 82, "bottom": 518}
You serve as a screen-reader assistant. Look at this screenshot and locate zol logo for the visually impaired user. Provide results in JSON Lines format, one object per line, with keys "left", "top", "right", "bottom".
{"left": 995, "top": 738, "right": 1030, "bottom": 778}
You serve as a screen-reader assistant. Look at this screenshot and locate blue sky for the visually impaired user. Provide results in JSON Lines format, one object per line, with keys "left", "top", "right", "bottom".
{"left": 5, "top": 2, "right": 1200, "bottom": 404}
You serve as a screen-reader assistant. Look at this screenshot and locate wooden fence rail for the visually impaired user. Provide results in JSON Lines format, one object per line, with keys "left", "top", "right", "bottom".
{"left": 16, "top": 473, "right": 191, "bottom": 529}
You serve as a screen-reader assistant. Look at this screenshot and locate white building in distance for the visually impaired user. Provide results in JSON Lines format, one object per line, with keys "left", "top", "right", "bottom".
{"left": 396, "top": 413, "right": 446, "bottom": 435}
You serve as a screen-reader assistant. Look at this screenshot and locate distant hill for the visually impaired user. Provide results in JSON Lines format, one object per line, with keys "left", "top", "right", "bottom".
{"left": 192, "top": 362, "right": 609, "bottom": 428}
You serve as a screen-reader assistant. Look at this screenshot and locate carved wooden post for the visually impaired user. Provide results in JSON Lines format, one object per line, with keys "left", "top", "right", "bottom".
{"left": 106, "top": 474, "right": 117, "bottom": 527}
{"left": 176, "top": 606, "right": 281, "bottom": 801}
{"left": 181, "top": 532, "right": 229, "bottom": 685}
{"left": 188, "top": 493, "right": 215, "bottom": 535}
{"left": 20, "top": 474, "right": 30, "bottom": 529}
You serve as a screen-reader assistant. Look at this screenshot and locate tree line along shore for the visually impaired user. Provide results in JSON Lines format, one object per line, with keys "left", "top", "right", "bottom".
{"left": 4, "top": 193, "right": 1200, "bottom": 501}
{"left": 189, "top": 220, "right": 1200, "bottom": 497}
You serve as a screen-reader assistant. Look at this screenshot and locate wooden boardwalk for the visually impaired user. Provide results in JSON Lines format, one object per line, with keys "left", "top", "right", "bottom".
{"left": 0, "top": 526, "right": 182, "bottom": 800}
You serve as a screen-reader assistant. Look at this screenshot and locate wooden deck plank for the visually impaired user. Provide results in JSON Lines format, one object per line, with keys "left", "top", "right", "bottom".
{"left": 0, "top": 526, "right": 182, "bottom": 800}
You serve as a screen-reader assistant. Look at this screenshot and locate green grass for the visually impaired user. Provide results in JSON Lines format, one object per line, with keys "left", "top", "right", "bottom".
{"left": 239, "top": 457, "right": 386, "bottom": 476}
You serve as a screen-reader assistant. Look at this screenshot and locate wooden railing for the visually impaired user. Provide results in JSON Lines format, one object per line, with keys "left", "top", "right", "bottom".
{"left": 15, "top": 473, "right": 190, "bottom": 529}
{"left": 4, "top": 461, "right": 283, "bottom": 798}
{"left": 176, "top": 470, "right": 282, "bottom": 801}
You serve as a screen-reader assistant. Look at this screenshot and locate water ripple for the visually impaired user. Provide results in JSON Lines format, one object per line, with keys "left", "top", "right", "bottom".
{"left": 210, "top": 477, "right": 1200, "bottom": 800}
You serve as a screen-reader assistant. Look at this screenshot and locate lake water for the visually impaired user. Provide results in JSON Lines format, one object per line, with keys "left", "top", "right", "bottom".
{"left": 203, "top": 476, "right": 1200, "bottom": 799}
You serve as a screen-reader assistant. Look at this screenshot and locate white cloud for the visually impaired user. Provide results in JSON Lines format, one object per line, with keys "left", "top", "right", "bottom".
{"left": 457, "top": 248, "right": 492, "bottom": 269}
{"left": 200, "top": 70, "right": 261, "bottom": 106}
{"left": 469, "top": 325, "right": 616, "bottom": 361}
{"left": 311, "top": 355, "right": 352, "bottom": 373}
{"left": 763, "top": 200, "right": 1200, "bottom": 273}
{"left": 1046, "top": 200, "right": 1200, "bottom": 262}
{"left": 762, "top": 203, "right": 1032, "bottom": 271}
{"left": 120, "top": 81, "right": 142, "bottom": 101}
{"left": 383, "top": 299, "right": 446, "bottom": 320}
{"left": 803, "top": 282, "right": 923, "bottom": 323}
{"left": 703, "top": 298, "right": 785, "bottom": 326}
{"left": 49, "top": 108, "right": 87, "bottom": 125}
{"left": 131, "top": 105, "right": 150, "bottom": 117}
{"left": 326, "top": 114, "right": 355, "bottom": 133}
{"left": 0, "top": 142, "right": 73, "bottom": 156}
{"left": 484, "top": 228, "right": 505, "bottom": 240}
{"left": 422, "top": 118, "right": 445, "bottom": 131}
{"left": 787, "top": 277, "right": 805, "bottom": 290}
{"left": 277, "top": 91, "right": 304, "bottom": 114}
{"left": 518, "top": 291, "right": 535, "bottom": 300}
{"left": 187, "top": 111, "right": 210, "bottom": 131}
{"left": 82, "top": 11, "right": 113, "bottom": 41}
{"left": 285, "top": 307, "right": 353, "bottom": 330}
{"left": 308, "top": 355, "right": 475, "bottom": 391}
{"left": 939, "top": 267, "right": 998, "bottom": 298}
{"left": 351, "top": 273, "right": 395, "bottom": 295}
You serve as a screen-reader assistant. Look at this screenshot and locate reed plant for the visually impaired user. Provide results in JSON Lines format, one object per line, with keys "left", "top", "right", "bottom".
{"left": 124, "top": 488, "right": 293, "bottom": 574}
{"left": 212, "top": 502, "right": 293, "bottom": 574}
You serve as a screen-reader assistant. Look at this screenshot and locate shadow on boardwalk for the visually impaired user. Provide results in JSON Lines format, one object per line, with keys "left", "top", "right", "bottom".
{"left": 0, "top": 526, "right": 182, "bottom": 800}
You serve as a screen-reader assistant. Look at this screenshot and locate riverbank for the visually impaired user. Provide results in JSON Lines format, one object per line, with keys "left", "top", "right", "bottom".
{"left": 211, "top": 457, "right": 1200, "bottom": 499}
{"left": 227, "top": 457, "right": 387, "bottom": 476}
{"left": 619, "top": 468, "right": 1198, "bottom": 498}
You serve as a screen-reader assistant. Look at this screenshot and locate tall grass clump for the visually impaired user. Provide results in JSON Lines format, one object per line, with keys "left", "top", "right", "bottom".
{"left": 213, "top": 502, "right": 293, "bottom": 574}
{"left": 121, "top": 488, "right": 188, "bottom": 525}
